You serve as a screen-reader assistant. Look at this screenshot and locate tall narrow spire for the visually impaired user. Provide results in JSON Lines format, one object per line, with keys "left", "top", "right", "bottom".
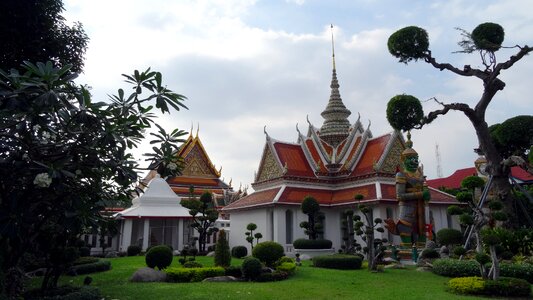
{"left": 319, "top": 25, "right": 351, "bottom": 148}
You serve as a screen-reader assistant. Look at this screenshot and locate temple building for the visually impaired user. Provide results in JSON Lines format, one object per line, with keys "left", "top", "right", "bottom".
{"left": 222, "top": 50, "right": 459, "bottom": 253}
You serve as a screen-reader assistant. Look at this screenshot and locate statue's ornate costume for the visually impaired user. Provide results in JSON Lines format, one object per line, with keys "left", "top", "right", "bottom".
{"left": 385, "top": 134, "right": 430, "bottom": 246}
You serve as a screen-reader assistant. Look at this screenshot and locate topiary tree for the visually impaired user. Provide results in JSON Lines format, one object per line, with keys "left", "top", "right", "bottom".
{"left": 145, "top": 245, "right": 173, "bottom": 270}
{"left": 252, "top": 241, "right": 284, "bottom": 268}
{"left": 352, "top": 195, "right": 387, "bottom": 272}
{"left": 386, "top": 23, "right": 532, "bottom": 228}
{"left": 181, "top": 191, "right": 219, "bottom": 253}
{"left": 299, "top": 196, "right": 322, "bottom": 240}
{"left": 436, "top": 228, "right": 463, "bottom": 249}
{"left": 481, "top": 228, "right": 502, "bottom": 280}
{"left": 214, "top": 229, "right": 231, "bottom": 268}
{"left": 245, "top": 223, "right": 262, "bottom": 250}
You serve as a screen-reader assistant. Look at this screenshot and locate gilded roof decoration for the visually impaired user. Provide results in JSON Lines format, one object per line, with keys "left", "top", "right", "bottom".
{"left": 256, "top": 145, "right": 283, "bottom": 182}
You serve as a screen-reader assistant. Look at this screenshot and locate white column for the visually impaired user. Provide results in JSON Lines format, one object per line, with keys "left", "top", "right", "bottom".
{"left": 178, "top": 219, "right": 184, "bottom": 251}
{"left": 142, "top": 219, "right": 150, "bottom": 250}
{"left": 121, "top": 219, "right": 132, "bottom": 251}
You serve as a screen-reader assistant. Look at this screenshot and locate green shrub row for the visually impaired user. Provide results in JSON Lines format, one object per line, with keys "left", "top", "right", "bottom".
{"left": 448, "top": 276, "right": 531, "bottom": 297}
{"left": 432, "top": 259, "right": 479, "bottom": 277}
{"left": 293, "top": 239, "right": 332, "bottom": 249}
{"left": 433, "top": 259, "right": 533, "bottom": 283}
{"left": 312, "top": 254, "right": 362, "bottom": 270}
{"left": 224, "top": 265, "right": 242, "bottom": 277}
{"left": 66, "top": 260, "right": 111, "bottom": 276}
{"left": 255, "top": 271, "right": 289, "bottom": 282}
{"left": 73, "top": 256, "right": 100, "bottom": 266}
{"left": 500, "top": 262, "right": 533, "bottom": 283}
{"left": 165, "top": 267, "right": 225, "bottom": 282}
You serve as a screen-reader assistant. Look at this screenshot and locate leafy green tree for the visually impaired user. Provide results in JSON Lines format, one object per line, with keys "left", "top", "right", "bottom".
{"left": 386, "top": 23, "right": 532, "bottom": 227}
{"left": 181, "top": 191, "right": 219, "bottom": 253}
{"left": 0, "top": 0, "right": 88, "bottom": 73}
{"left": 489, "top": 115, "right": 533, "bottom": 159}
{"left": 0, "top": 62, "right": 186, "bottom": 296}
{"left": 245, "top": 223, "right": 262, "bottom": 250}
{"left": 299, "top": 196, "right": 322, "bottom": 240}
{"left": 214, "top": 229, "right": 231, "bottom": 268}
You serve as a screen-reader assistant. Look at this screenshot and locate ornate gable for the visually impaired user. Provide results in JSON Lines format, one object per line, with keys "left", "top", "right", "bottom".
{"left": 179, "top": 135, "right": 221, "bottom": 178}
{"left": 255, "top": 143, "right": 284, "bottom": 182}
{"left": 376, "top": 132, "right": 404, "bottom": 174}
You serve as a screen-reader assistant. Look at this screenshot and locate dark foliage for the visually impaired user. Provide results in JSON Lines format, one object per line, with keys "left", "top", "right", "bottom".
{"left": 224, "top": 265, "right": 242, "bottom": 278}
{"left": 432, "top": 259, "right": 480, "bottom": 277}
{"left": 127, "top": 245, "right": 142, "bottom": 257}
{"left": 66, "top": 260, "right": 111, "bottom": 276}
{"left": 231, "top": 246, "right": 248, "bottom": 258}
{"left": 214, "top": 230, "right": 231, "bottom": 268}
{"left": 420, "top": 248, "right": 440, "bottom": 259}
{"left": 437, "top": 228, "right": 463, "bottom": 246}
{"left": 241, "top": 257, "right": 262, "bottom": 281}
{"left": 386, "top": 94, "right": 424, "bottom": 131}
{"left": 24, "top": 285, "right": 101, "bottom": 300}
{"left": 471, "top": 22, "right": 505, "bottom": 51}
{"left": 0, "top": 0, "right": 89, "bottom": 73}
{"left": 252, "top": 241, "right": 284, "bottom": 268}
{"left": 292, "top": 238, "right": 332, "bottom": 249}
{"left": 387, "top": 26, "right": 429, "bottom": 63}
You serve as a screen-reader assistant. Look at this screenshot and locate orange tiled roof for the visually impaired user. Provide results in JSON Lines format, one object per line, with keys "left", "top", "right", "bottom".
{"left": 305, "top": 139, "right": 326, "bottom": 171}
{"left": 381, "top": 183, "right": 458, "bottom": 204}
{"left": 168, "top": 176, "right": 223, "bottom": 187}
{"left": 278, "top": 185, "right": 377, "bottom": 206}
{"left": 344, "top": 136, "right": 362, "bottom": 165}
{"left": 222, "top": 187, "right": 281, "bottom": 210}
{"left": 321, "top": 140, "right": 333, "bottom": 156}
{"left": 352, "top": 134, "right": 391, "bottom": 175}
{"left": 273, "top": 142, "right": 315, "bottom": 177}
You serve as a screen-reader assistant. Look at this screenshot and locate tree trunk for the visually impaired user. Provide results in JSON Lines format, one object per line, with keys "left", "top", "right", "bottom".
{"left": 471, "top": 112, "right": 517, "bottom": 227}
{"left": 490, "top": 245, "right": 500, "bottom": 280}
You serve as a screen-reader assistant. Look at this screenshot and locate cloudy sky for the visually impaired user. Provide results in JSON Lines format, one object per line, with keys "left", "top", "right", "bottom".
{"left": 64, "top": 0, "right": 532, "bottom": 191}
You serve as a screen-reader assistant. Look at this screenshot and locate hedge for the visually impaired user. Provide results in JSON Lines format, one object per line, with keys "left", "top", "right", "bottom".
{"left": 448, "top": 276, "right": 530, "bottom": 297}
{"left": 432, "top": 259, "right": 479, "bottom": 277}
{"left": 165, "top": 267, "right": 225, "bottom": 282}
{"left": 500, "top": 262, "right": 533, "bottom": 283}
{"left": 292, "top": 239, "right": 332, "bottom": 249}
{"left": 66, "top": 260, "right": 111, "bottom": 276}
{"left": 73, "top": 256, "right": 100, "bottom": 266}
{"left": 312, "top": 254, "right": 362, "bottom": 270}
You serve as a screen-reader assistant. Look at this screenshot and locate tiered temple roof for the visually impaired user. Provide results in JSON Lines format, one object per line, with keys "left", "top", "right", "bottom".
{"left": 224, "top": 53, "right": 456, "bottom": 212}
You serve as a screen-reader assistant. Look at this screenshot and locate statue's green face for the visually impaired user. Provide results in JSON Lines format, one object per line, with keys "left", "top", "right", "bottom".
{"left": 403, "top": 155, "right": 419, "bottom": 173}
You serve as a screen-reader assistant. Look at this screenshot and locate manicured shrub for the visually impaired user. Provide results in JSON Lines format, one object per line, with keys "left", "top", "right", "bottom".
{"left": 447, "top": 276, "right": 530, "bottom": 297}
{"left": 437, "top": 228, "right": 463, "bottom": 246}
{"left": 500, "top": 262, "right": 533, "bottom": 283}
{"left": 276, "top": 256, "right": 294, "bottom": 266}
{"left": 292, "top": 238, "right": 332, "bottom": 249}
{"left": 420, "top": 248, "right": 439, "bottom": 259}
{"left": 66, "top": 260, "right": 111, "bottom": 276}
{"left": 145, "top": 245, "right": 173, "bottom": 270}
{"left": 165, "top": 267, "right": 225, "bottom": 283}
{"left": 276, "top": 262, "right": 296, "bottom": 275}
{"left": 472, "top": 22, "right": 505, "bottom": 51}
{"left": 432, "top": 259, "right": 479, "bottom": 277}
{"left": 214, "top": 230, "right": 231, "bottom": 268}
{"left": 255, "top": 271, "right": 289, "bottom": 282}
{"left": 224, "top": 265, "right": 242, "bottom": 278}
{"left": 127, "top": 245, "right": 141, "bottom": 256}
{"left": 312, "top": 254, "right": 362, "bottom": 270}
{"left": 79, "top": 247, "right": 91, "bottom": 257}
{"left": 241, "top": 257, "right": 262, "bottom": 280}
{"left": 252, "top": 241, "right": 284, "bottom": 267}
{"left": 453, "top": 246, "right": 467, "bottom": 257}
{"left": 231, "top": 246, "right": 248, "bottom": 258}
{"left": 183, "top": 261, "right": 203, "bottom": 268}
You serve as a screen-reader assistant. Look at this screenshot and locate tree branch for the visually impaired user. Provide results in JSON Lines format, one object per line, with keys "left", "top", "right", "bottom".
{"left": 492, "top": 45, "right": 532, "bottom": 79}
{"left": 418, "top": 98, "right": 476, "bottom": 128}
{"left": 425, "top": 52, "right": 489, "bottom": 79}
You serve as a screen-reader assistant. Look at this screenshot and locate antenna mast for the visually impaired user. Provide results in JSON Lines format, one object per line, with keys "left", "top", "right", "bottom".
{"left": 435, "top": 143, "right": 443, "bottom": 178}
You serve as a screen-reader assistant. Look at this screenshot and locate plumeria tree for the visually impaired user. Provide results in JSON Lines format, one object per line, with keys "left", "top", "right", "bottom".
{"left": 0, "top": 62, "right": 186, "bottom": 296}
{"left": 387, "top": 23, "right": 532, "bottom": 227}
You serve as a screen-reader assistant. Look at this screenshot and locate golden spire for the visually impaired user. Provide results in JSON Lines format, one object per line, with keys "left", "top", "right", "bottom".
{"left": 331, "top": 24, "right": 336, "bottom": 70}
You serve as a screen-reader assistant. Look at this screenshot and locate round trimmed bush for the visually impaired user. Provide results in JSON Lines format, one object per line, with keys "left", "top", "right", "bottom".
{"left": 472, "top": 22, "right": 504, "bottom": 51}
{"left": 127, "top": 245, "right": 141, "bottom": 256}
{"left": 292, "top": 238, "right": 332, "bottom": 249}
{"left": 252, "top": 241, "right": 284, "bottom": 267}
{"left": 145, "top": 245, "right": 173, "bottom": 270}
{"left": 312, "top": 254, "right": 362, "bottom": 270}
{"left": 241, "top": 257, "right": 262, "bottom": 280}
{"left": 386, "top": 94, "right": 423, "bottom": 132}
{"left": 387, "top": 26, "right": 429, "bottom": 63}
{"left": 437, "top": 228, "right": 463, "bottom": 246}
{"left": 231, "top": 245, "right": 248, "bottom": 258}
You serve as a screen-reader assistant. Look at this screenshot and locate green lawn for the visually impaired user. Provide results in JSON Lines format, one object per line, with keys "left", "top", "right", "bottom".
{"left": 31, "top": 256, "right": 520, "bottom": 300}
